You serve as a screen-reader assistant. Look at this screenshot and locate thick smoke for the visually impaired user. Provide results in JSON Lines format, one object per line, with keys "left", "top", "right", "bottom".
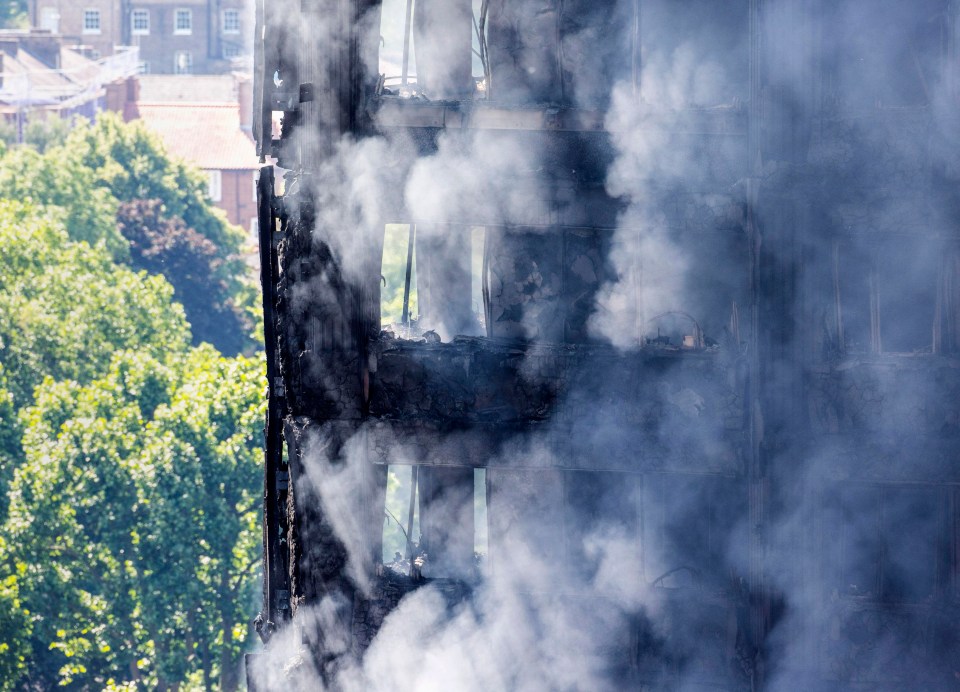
{"left": 250, "top": 0, "right": 960, "bottom": 689}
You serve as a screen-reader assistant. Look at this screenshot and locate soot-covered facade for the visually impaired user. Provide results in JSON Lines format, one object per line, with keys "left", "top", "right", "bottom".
{"left": 247, "top": 1, "right": 960, "bottom": 689}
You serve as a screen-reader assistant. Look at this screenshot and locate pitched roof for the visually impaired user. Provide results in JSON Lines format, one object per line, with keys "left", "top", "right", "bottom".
{"left": 136, "top": 102, "right": 257, "bottom": 171}
{"left": 137, "top": 75, "right": 238, "bottom": 103}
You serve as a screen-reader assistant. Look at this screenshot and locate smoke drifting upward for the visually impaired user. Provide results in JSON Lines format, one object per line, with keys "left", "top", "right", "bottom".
{"left": 249, "top": 0, "right": 960, "bottom": 689}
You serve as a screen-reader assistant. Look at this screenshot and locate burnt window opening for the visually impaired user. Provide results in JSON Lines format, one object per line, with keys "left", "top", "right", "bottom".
{"left": 418, "top": 466, "right": 477, "bottom": 578}
{"left": 474, "top": 468, "right": 488, "bottom": 558}
{"left": 639, "top": 0, "right": 749, "bottom": 108}
{"left": 643, "top": 311, "right": 705, "bottom": 351}
{"left": 563, "top": 471, "right": 641, "bottom": 586}
{"left": 836, "top": 238, "right": 952, "bottom": 356}
{"left": 485, "top": 226, "right": 615, "bottom": 344}
{"left": 642, "top": 474, "right": 741, "bottom": 590}
{"left": 381, "top": 222, "right": 740, "bottom": 350}
{"left": 380, "top": 224, "right": 486, "bottom": 341}
{"left": 823, "top": 0, "right": 947, "bottom": 110}
{"left": 378, "top": 0, "right": 484, "bottom": 97}
{"left": 634, "top": 220, "right": 749, "bottom": 353}
{"left": 391, "top": 0, "right": 631, "bottom": 107}
{"left": 382, "top": 465, "right": 488, "bottom": 578}
{"left": 825, "top": 483, "right": 942, "bottom": 603}
{"left": 383, "top": 464, "right": 421, "bottom": 567}
{"left": 381, "top": 224, "right": 419, "bottom": 331}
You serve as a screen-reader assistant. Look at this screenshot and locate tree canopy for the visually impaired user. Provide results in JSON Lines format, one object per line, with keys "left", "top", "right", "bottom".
{"left": 0, "top": 200, "right": 190, "bottom": 410}
{"left": 0, "top": 114, "right": 254, "bottom": 355}
{"left": 2, "top": 348, "right": 264, "bottom": 690}
{"left": 0, "top": 113, "right": 267, "bottom": 690}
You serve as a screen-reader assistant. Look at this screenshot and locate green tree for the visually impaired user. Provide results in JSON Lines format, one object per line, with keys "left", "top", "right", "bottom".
{"left": 0, "top": 536, "right": 30, "bottom": 689}
{"left": 64, "top": 114, "right": 244, "bottom": 263}
{"left": 0, "top": 113, "right": 257, "bottom": 353}
{"left": 23, "top": 116, "right": 73, "bottom": 153}
{"left": 118, "top": 198, "right": 251, "bottom": 355}
{"left": 0, "top": 200, "right": 189, "bottom": 411}
{"left": 0, "top": 201, "right": 190, "bottom": 513}
{"left": 0, "top": 0, "right": 26, "bottom": 29}
{"left": 0, "top": 146, "right": 125, "bottom": 257}
{"left": 2, "top": 347, "right": 264, "bottom": 690}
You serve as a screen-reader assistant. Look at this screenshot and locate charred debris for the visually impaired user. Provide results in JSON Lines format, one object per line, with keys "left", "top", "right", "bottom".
{"left": 247, "top": 1, "right": 960, "bottom": 689}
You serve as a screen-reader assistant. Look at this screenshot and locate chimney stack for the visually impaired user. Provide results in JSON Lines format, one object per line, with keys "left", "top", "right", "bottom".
{"left": 236, "top": 74, "right": 253, "bottom": 132}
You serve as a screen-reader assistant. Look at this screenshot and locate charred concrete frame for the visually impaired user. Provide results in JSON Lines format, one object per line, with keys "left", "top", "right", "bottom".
{"left": 248, "top": 0, "right": 960, "bottom": 688}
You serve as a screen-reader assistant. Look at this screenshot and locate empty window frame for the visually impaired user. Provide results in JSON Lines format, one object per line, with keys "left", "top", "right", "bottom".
{"left": 825, "top": 483, "right": 942, "bottom": 603}
{"left": 174, "top": 50, "right": 193, "bottom": 74}
{"left": 83, "top": 8, "right": 101, "bottom": 34}
{"left": 174, "top": 8, "right": 192, "bottom": 35}
{"left": 131, "top": 9, "right": 149, "bottom": 35}
{"left": 836, "top": 238, "right": 945, "bottom": 355}
{"left": 223, "top": 8, "right": 240, "bottom": 33}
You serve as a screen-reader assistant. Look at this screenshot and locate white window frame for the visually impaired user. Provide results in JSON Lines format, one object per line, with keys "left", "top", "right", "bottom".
{"left": 174, "top": 8, "right": 192, "bottom": 35}
{"left": 174, "top": 50, "right": 193, "bottom": 74}
{"left": 222, "top": 8, "right": 240, "bottom": 34}
{"left": 131, "top": 9, "right": 149, "bottom": 35}
{"left": 82, "top": 8, "right": 101, "bottom": 34}
{"left": 206, "top": 170, "right": 222, "bottom": 202}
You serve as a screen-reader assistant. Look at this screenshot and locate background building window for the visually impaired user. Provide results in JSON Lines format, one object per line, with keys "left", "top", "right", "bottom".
{"left": 174, "top": 51, "right": 193, "bottom": 74}
{"left": 222, "top": 44, "right": 241, "bottom": 59}
{"left": 39, "top": 7, "right": 59, "bottom": 32}
{"left": 206, "top": 170, "right": 222, "bottom": 202}
{"left": 174, "top": 9, "right": 192, "bottom": 35}
{"left": 83, "top": 9, "right": 101, "bottom": 34}
{"left": 223, "top": 9, "right": 240, "bottom": 33}
{"left": 131, "top": 9, "right": 149, "bottom": 35}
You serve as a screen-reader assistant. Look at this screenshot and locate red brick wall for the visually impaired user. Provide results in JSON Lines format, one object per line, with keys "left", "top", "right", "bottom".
{"left": 220, "top": 169, "right": 257, "bottom": 233}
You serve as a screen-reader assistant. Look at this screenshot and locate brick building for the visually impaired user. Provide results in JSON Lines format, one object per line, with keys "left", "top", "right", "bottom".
{"left": 27, "top": 0, "right": 249, "bottom": 73}
{"left": 129, "top": 74, "right": 258, "bottom": 234}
